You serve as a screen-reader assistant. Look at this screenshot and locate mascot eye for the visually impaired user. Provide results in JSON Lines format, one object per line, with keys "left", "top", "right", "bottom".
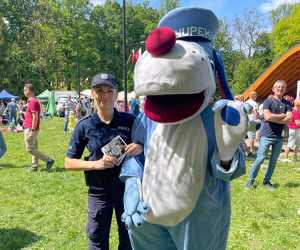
{"left": 192, "top": 50, "right": 196, "bottom": 54}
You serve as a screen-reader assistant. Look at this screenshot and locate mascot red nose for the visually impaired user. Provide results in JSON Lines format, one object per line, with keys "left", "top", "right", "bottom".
{"left": 145, "top": 27, "right": 176, "bottom": 56}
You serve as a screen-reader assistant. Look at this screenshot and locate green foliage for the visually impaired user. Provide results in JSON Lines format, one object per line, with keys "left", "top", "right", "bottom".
{"left": 0, "top": 0, "right": 159, "bottom": 95}
{"left": 0, "top": 15, "right": 10, "bottom": 82}
{"left": 232, "top": 57, "right": 263, "bottom": 94}
{"left": 253, "top": 32, "right": 274, "bottom": 69}
{"left": 159, "top": 0, "right": 180, "bottom": 17}
{"left": 270, "top": 3, "right": 294, "bottom": 25}
{"left": 270, "top": 3, "right": 300, "bottom": 58}
{"left": 215, "top": 20, "right": 243, "bottom": 86}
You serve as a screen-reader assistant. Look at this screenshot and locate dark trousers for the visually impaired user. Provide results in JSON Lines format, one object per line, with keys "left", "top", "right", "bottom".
{"left": 87, "top": 180, "right": 132, "bottom": 250}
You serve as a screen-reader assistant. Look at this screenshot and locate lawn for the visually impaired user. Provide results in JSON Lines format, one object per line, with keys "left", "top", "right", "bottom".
{"left": 0, "top": 118, "right": 299, "bottom": 250}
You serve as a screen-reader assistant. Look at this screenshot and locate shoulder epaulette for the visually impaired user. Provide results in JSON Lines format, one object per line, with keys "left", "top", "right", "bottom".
{"left": 77, "top": 114, "right": 91, "bottom": 124}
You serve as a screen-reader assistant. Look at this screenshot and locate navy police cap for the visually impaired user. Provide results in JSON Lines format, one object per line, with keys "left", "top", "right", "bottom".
{"left": 158, "top": 7, "right": 219, "bottom": 42}
{"left": 91, "top": 73, "right": 117, "bottom": 89}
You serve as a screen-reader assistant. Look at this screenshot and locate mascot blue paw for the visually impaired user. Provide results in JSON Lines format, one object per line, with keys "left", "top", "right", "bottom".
{"left": 213, "top": 100, "right": 240, "bottom": 126}
{"left": 213, "top": 99, "right": 252, "bottom": 126}
{"left": 213, "top": 99, "right": 249, "bottom": 161}
{"left": 122, "top": 178, "right": 150, "bottom": 229}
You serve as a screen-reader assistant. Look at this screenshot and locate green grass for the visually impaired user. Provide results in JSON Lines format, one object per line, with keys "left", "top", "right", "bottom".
{"left": 0, "top": 118, "right": 300, "bottom": 250}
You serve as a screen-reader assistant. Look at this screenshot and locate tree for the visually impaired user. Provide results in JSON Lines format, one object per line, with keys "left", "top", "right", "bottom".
{"left": 232, "top": 9, "right": 266, "bottom": 57}
{"left": 270, "top": 3, "right": 300, "bottom": 58}
{"left": 215, "top": 19, "right": 243, "bottom": 86}
{"left": 253, "top": 32, "right": 274, "bottom": 70}
{"left": 125, "top": 1, "right": 159, "bottom": 90}
{"left": 0, "top": 15, "right": 10, "bottom": 89}
{"left": 270, "top": 3, "right": 294, "bottom": 25}
{"left": 232, "top": 57, "right": 263, "bottom": 94}
{"left": 159, "top": 0, "right": 180, "bottom": 17}
{"left": 0, "top": 0, "right": 161, "bottom": 95}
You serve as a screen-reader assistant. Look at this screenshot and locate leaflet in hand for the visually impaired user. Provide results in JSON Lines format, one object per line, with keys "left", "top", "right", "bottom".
{"left": 101, "top": 135, "right": 127, "bottom": 166}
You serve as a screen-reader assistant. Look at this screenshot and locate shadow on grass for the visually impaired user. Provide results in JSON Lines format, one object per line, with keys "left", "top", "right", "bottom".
{"left": 0, "top": 164, "right": 29, "bottom": 169}
{"left": 52, "top": 167, "right": 66, "bottom": 172}
{"left": 284, "top": 182, "right": 300, "bottom": 188}
{"left": 0, "top": 227, "right": 41, "bottom": 249}
{"left": 39, "top": 167, "right": 65, "bottom": 173}
{"left": 0, "top": 163, "right": 15, "bottom": 169}
{"left": 0, "top": 164, "right": 65, "bottom": 172}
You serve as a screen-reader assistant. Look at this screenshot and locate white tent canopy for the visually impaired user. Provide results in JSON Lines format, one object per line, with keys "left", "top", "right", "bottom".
{"left": 81, "top": 89, "right": 91, "bottom": 97}
{"left": 117, "top": 91, "right": 136, "bottom": 101}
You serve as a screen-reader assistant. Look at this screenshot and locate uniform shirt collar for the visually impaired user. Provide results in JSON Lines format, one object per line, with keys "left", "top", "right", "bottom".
{"left": 91, "top": 108, "right": 120, "bottom": 126}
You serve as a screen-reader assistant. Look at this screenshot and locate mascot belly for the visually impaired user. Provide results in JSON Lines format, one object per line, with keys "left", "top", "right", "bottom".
{"left": 120, "top": 7, "right": 249, "bottom": 250}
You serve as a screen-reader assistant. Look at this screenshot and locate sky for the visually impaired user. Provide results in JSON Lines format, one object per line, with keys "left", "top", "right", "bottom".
{"left": 90, "top": 0, "right": 300, "bottom": 20}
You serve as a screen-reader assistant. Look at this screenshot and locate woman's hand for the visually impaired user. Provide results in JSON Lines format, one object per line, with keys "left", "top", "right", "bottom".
{"left": 93, "top": 155, "right": 118, "bottom": 170}
{"left": 125, "top": 143, "right": 143, "bottom": 156}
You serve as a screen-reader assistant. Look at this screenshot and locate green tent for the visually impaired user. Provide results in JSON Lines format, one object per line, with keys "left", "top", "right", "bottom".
{"left": 37, "top": 89, "right": 51, "bottom": 99}
{"left": 46, "top": 91, "right": 56, "bottom": 117}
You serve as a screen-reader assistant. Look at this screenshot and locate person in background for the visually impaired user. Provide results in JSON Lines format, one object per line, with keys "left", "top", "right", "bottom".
{"left": 5, "top": 98, "right": 18, "bottom": 129}
{"left": 234, "top": 94, "right": 244, "bottom": 102}
{"left": 129, "top": 98, "right": 140, "bottom": 116}
{"left": 283, "top": 95, "right": 294, "bottom": 106}
{"left": 82, "top": 96, "right": 92, "bottom": 115}
{"left": 246, "top": 91, "right": 260, "bottom": 156}
{"left": 23, "top": 83, "right": 55, "bottom": 172}
{"left": 284, "top": 98, "right": 300, "bottom": 162}
{"left": 245, "top": 80, "right": 292, "bottom": 191}
{"left": 117, "top": 100, "right": 126, "bottom": 112}
{"left": 0, "top": 129, "right": 6, "bottom": 159}
{"left": 0, "top": 100, "right": 6, "bottom": 125}
{"left": 64, "top": 73, "right": 142, "bottom": 250}
{"left": 68, "top": 110, "right": 76, "bottom": 133}
{"left": 63, "top": 95, "right": 75, "bottom": 133}
{"left": 75, "top": 97, "right": 86, "bottom": 120}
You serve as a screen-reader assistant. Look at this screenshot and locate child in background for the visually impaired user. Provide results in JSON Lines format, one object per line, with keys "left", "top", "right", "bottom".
{"left": 68, "top": 111, "right": 76, "bottom": 133}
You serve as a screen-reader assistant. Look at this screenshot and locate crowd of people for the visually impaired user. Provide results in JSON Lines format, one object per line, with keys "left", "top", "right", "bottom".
{"left": 0, "top": 98, "right": 27, "bottom": 131}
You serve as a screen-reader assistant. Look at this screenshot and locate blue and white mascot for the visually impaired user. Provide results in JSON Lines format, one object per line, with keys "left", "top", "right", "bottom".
{"left": 120, "top": 7, "right": 249, "bottom": 250}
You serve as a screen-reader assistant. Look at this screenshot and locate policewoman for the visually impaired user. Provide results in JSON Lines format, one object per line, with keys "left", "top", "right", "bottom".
{"left": 65, "top": 73, "right": 141, "bottom": 250}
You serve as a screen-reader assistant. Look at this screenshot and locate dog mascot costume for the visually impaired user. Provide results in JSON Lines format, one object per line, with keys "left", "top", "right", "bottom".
{"left": 120, "top": 7, "right": 249, "bottom": 250}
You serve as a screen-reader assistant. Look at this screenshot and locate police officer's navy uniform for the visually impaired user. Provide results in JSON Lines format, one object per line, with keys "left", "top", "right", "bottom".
{"left": 67, "top": 110, "right": 134, "bottom": 250}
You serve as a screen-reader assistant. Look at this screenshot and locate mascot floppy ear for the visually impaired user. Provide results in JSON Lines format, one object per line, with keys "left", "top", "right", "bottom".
{"left": 213, "top": 50, "right": 234, "bottom": 101}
